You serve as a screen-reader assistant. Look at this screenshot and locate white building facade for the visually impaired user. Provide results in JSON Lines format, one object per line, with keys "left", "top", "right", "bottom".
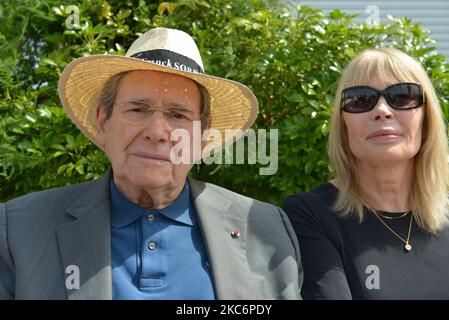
{"left": 284, "top": 0, "right": 449, "bottom": 60}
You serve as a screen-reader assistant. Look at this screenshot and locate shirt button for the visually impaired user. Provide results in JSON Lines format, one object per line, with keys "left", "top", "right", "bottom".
{"left": 148, "top": 241, "right": 157, "bottom": 250}
{"left": 147, "top": 214, "right": 155, "bottom": 222}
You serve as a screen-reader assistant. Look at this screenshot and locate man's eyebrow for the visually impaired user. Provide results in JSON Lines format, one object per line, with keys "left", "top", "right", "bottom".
{"left": 169, "top": 102, "right": 194, "bottom": 113}
{"left": 129, "top": 98, "right": 152, "bottom": 103}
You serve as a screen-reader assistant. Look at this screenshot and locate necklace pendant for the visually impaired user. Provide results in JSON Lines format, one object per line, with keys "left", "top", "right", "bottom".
{"left": 404, "top": 243, "right": 412, "bottom": 252}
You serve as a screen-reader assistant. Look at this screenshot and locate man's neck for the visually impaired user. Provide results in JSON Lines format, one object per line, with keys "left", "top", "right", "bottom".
{"left": 113, "top": 176, "right": 186, "bottom": 209}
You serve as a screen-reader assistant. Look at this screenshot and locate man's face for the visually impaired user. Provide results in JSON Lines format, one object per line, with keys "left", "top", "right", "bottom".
{"left": 96, "top": 70, "right": 202, "bottom": 192}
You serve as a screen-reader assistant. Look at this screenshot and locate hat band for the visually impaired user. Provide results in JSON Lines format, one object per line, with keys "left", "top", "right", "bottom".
{"left": 130, "top": 49, "right": 204, "bottom": 74}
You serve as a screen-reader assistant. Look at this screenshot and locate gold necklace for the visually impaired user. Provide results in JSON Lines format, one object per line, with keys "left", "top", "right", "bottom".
{"left": 374, "top": 211, "right": 413, "bottom": 252}
{"left": 376, "top": 210, "right": 410, "bottom": 220}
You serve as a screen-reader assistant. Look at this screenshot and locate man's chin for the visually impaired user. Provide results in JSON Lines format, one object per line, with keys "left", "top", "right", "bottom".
{"left": 130, "top": 174, "right": 173, "bottom": 188}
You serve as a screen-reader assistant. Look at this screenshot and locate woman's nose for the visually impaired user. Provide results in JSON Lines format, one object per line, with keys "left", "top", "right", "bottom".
{"left": 372, "top": 96, "right": 393, "bottom": 120}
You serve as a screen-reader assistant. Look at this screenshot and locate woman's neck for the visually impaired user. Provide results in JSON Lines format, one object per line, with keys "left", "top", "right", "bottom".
{"left": 356, "top": 159, "right": 414, "bottom": 212}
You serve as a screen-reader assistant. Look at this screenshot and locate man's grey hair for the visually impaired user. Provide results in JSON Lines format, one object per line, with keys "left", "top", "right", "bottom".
{"left": 98, "top": 71, "right": 211, "bottom": 129}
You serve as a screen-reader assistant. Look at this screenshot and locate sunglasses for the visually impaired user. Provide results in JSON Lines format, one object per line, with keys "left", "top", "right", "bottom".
{"left": 340, "top": 82, "right": 424, "bottom": 113}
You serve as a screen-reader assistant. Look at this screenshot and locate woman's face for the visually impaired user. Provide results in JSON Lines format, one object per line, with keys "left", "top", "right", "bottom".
{"left": 342, "top": 75, "right": 425, "bottom": 165}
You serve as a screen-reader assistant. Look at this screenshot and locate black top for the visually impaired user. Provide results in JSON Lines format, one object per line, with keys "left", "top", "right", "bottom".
{"left": 284, "top": 182, "right": 449, "bottom": 300}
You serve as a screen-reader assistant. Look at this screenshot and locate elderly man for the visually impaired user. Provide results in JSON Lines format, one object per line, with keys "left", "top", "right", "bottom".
{"left": 0, "top": 28, "right": 302, "bottom": 299}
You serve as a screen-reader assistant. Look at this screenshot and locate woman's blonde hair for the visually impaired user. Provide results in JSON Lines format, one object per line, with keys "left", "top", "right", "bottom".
{"left": 328, "top": 47, "right": 449, "bottom": 233}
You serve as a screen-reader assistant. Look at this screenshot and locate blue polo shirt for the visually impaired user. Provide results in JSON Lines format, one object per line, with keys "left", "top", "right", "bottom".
{"left": 110, "top": 178, "right": 215, "bottom": 300}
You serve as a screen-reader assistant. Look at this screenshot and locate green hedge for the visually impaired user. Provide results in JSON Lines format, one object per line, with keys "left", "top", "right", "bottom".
{"left": 1, "top": 0, "right": 448, "bottom": 205}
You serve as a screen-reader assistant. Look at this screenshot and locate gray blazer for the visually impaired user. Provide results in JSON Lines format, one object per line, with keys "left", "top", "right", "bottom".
{"left": 0, "top": 171, "right": 302, "bottom": 299}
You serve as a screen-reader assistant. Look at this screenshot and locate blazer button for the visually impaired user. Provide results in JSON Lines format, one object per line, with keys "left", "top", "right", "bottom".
{"left": 148, "top": 241, "right": 157, "bottom": 250}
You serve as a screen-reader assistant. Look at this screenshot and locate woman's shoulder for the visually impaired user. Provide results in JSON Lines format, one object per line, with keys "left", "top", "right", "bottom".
{"left": 284, "top": 182, "right": 346, "bottom": 242}
{"left": 284, "top": 182, "right": 339, "bottom": 219}
{"left": 285, "top": 182, "right": 337, "bottom": 207}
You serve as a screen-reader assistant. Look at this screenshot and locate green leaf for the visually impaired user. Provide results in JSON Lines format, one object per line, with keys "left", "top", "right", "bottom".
{"left": 157, "top": 2, "right": 178, "bottom": 15}
{"left": 65, "top": 134, "right": 75, "bottom": 148}
{"left": 285, "top": 92, "right": 302, "bottom": 103}
{"left": 52, "top": 151, "right": 65, "bottom": 158}
{"left": 301, "top": 107, "right": 315, "bottom": 115}
{"left": 309, "top": 100, "right": 321, "bottom": 110}
{"left": 57, "top": 164, "right": 68, "bottom": 175}
{"left": 75, "top": 163, "right": 84, "bottom": 175}
{"left": 51, "top": 144, "right": 66, "bottom": 151}
{"left": 41, "top": 58, "right": 57, "bottom": 67}
{"left": 116, "top": 9, "right": 132, "bottom": 20}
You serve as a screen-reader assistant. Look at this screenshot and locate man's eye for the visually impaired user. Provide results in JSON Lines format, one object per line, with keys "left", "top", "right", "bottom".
{"left": 128, "top": 107, "right": 145, "bottom": 113}
{"left": 126, "top": 101, "right": 150, "bottom": 111}
{"left": 169, "top": 111, "right": 189, "bottom": 120}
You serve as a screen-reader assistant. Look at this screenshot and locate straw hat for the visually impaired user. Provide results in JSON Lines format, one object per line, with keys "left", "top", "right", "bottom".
{"left": 58, "top": 27, "right": 258, "bottom": 157}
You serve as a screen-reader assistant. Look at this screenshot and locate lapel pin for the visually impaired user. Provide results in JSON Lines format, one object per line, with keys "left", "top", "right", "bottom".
{"left": 231, "top": 230, "right": 240, "bottom": 239}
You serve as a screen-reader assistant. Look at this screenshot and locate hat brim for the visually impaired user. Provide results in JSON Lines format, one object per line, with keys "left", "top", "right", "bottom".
{"left": 58, "top": 55, "right": 259, "bottom": 158}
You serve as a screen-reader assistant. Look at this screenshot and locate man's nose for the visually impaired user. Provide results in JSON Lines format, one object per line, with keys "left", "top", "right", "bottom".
{"left": 141, "top": 110, "right": 171, "bottom": 142}
{"left": 372, "top": 96, "right": 393, "bottom": 120}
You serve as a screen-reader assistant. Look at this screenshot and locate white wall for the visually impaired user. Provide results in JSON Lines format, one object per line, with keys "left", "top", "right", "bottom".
{"left": 284, "top": 0, "right": 449, "bottom": 60}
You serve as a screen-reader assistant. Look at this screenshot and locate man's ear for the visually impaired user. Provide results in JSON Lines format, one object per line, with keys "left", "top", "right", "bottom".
{"left": 96, "top": 104, "right": 108, "bottom": 147}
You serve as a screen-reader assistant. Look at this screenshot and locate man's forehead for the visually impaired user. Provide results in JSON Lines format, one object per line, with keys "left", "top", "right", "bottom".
{"left": 116, "top": 70, "right": 202, "bottom": 110}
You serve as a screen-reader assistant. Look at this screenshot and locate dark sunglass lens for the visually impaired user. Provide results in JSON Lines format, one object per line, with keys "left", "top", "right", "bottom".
{"left": 342, "top": 87, "right": 378, "bottom": 113}
{"left": 386, "top": 84, "right": 422, "bottom": 109}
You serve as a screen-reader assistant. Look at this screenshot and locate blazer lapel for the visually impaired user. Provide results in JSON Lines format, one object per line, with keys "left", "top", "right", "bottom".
{"left": 188, "top": 177, "right": 259, "bottom": 299}
{"left": 56, "top": 171, "right": 112, "bottom": 300}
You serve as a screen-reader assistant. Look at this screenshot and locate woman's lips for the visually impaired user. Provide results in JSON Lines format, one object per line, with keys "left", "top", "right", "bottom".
{"left": 367, "top": 129, "right": 403, "bottom": 139}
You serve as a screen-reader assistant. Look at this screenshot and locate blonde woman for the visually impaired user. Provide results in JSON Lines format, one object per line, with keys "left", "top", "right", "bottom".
{"left": 284, "top": 48, "right": 449, "bottom": 299}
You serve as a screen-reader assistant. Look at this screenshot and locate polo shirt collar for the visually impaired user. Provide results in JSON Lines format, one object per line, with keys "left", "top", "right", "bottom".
{"left": 110, "top": 178, "right": 195, "bottom": 228}
{"left": 110, "top": 178, "right": 144, "bottom": 228}
{"left": 159, "top": 181, "right": 195, "bottom": 227}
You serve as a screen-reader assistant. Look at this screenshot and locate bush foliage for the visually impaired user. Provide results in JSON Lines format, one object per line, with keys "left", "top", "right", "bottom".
{"left": 1, "top": 0, "right": 448, "bottom": 204}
